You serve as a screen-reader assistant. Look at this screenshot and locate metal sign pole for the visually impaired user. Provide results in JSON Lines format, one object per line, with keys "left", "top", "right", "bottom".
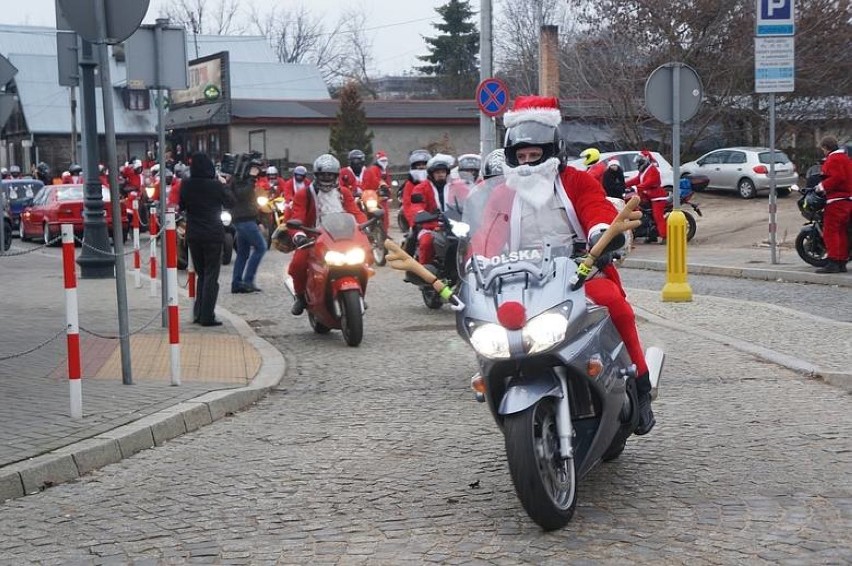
{"left": 769, "top": 93, "right": 778, "bottom": 264}
{"left": 95, "top": 0, "right": 132, "bottom": 384}
{"left": 672, "top": 64, "right": 681, "bottom": 210}
{"left": 155, "top": 19, "right": 169, "bottom": 327}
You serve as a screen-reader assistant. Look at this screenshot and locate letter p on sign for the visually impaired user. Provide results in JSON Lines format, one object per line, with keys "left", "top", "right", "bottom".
{"left": 762, "top": 0, "right": 791, "bottom": 19}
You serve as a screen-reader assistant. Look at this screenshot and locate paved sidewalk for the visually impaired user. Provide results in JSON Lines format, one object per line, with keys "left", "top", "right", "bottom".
{"left": 0, "top": 241, "right": 285, "bottom": 502}
{"left": 1, "top": 233, "right": 849, "bottom": 504}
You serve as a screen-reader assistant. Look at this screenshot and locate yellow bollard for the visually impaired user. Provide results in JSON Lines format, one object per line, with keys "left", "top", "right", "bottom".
{"left": 661, "top": 209, "right": 693, "bottom": 302}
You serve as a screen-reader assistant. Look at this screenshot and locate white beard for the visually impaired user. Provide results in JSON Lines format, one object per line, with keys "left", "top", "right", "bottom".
{"left": 504, "top": 157, "right": 560, "bottom": 210}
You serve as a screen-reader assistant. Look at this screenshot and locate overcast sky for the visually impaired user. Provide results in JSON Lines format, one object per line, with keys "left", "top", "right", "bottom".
{"left": 0, "top": 0, "right": 464, "bottom": 75}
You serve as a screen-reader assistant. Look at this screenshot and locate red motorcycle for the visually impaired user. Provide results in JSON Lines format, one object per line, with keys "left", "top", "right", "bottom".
{"left": 286, "top": 212, "right": 379, "bottom": 347}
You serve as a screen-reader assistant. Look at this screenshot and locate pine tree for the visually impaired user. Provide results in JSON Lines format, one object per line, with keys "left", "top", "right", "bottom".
{"left": 416, "top": 0, "right": 480, "bottom": 99}
{"left": 329, "top": 82, "right": 374, "bottom": 164}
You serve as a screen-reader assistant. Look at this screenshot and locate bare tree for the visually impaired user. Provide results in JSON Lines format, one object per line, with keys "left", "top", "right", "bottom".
{"left": 249, "top": 4, "right": 374, "bottom": 90}
{"left": 161, "top": 0, "right": 245, "bottom": 36}
{"left": 494, "top": 0, "right": 574, "bottom": 96}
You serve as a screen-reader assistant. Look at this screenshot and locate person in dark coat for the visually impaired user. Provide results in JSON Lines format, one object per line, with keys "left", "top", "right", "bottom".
{"left": 602, "top": 158, "right": 627, "bottom": 199}
{"left": 178, "top": 152, "right": 235, "bottom": 326}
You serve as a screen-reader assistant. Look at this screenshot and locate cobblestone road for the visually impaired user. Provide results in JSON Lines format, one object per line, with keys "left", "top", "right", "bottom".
{"left": 1, "top": 251, "right": 850, "bottom": 564}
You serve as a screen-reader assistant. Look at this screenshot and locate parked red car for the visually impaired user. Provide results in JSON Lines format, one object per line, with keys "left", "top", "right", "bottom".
{"left": 19, "top": 184, "right": 129, "bottom": 245}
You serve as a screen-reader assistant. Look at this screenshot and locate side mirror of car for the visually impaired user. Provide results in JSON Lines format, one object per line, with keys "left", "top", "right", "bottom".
{"left": 410, "top": 193, "right": 425, "bottom": 204}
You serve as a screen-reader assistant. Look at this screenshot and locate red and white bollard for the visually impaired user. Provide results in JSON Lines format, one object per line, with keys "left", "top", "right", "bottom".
{"left": 132, "top": 199, "right": 141, "bottom": 288}
{"left": 149, "top": 207, "right": 159, "bottom": 298}
{"left": 61, "top": 224, "right": 82, "bottom": 419}
{"left": 165, "top": 211, "right": 181, "bottom": 386}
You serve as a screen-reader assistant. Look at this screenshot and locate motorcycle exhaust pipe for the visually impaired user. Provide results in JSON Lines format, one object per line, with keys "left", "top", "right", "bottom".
{"left": 645, "top": 346, "right": 665, "bottom": 401}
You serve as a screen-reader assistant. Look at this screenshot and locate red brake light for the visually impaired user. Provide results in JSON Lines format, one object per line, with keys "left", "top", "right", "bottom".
{"left": 753, "top": 165, "right": 768, "bottom": 174}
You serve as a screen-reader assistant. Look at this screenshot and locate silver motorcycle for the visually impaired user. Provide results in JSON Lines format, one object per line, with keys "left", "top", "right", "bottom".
{"left": 452, "top": 179, "right": 664, "bottom": 530}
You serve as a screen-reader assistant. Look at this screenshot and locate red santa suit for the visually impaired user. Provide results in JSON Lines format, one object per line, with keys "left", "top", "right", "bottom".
{"left": 587, "top": 160, "right": 607, "bottom": 182}
{"left": 819, "top": 148, "right": 852, "bottom": 263}
{"left": 365, "top": 163, "right": 392, "bottom": 232}
{"left": 410, "top": 177, "right": 470, "bottom": 266}
{"left": 166, "top": 177, "right": 182, "bottom": 210}
{"left": 473, "top": 166, "right": 647, "bottom": 376}
{"left": 286, "top": 184, "right": 367, "bottom": 295}
{"left": 339, "top": 166, "right": 380, "bottom": 197}
{"left": 626, "top": 157, "right": 667, "bottom": 239}
{"left": 280, "top": 176, "right": 308, "bottom": 206}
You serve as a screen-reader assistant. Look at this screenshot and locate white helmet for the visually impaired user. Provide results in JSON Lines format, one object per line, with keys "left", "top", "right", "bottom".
{"left": 266, "top": 166, "right": 278, "bottom": 177}
{"left": 312, "top": 154, "right": 341, "bottom": 192}
{"left": 150, "top": 164, "right": 160, "bottom": 175}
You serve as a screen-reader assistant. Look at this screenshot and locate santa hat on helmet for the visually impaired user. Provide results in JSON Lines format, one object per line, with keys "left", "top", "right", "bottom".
{"left": 503, "top": 95, "right": 562, "bottom": 129}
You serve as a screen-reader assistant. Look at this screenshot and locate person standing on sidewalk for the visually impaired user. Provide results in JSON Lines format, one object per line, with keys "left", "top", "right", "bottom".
{"left": 814, "top": 136, "right": 852, "bottom": 274}
{"left": 230, "top": 158, "right": 267, "bottom": 293}
{"left": 179, "top": 152, "right": 235, "bottom": 326}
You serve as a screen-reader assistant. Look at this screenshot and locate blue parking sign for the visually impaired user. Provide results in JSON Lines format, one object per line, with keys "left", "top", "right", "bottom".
{"left": 756, "top": 0, "right": 794, "bottom": 36}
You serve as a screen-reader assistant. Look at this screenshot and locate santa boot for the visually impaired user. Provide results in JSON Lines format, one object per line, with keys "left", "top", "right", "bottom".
{"left": 635, "top": 372, "right": 656, "bottom": 436}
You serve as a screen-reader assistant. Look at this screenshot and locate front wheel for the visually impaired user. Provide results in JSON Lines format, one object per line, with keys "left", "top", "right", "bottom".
{"left": 369, "top": 226, "right": 387, "bottom": 266}
{"left": 795, "top": 228, "right": 828, "bottom": 267}
{"left": 504, "top": 397, "right": 577, "bottom": 531}
{"left": 339, "top": 289, "right": 364, "bottom": 347}
{"left": 221, "top": 232, "right": 234, "bottom": 265}
{"left": 737, "top": 178, "right": 757, "bottom": 199}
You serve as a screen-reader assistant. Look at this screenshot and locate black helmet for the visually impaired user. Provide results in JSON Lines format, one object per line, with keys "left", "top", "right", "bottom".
{"left": 36, "top": 162, "right": 51, "bottom": 177}
{"left": 804, "top": 190, "right": 826, "bottom": 211}
{"left": 69, "top": 163, "right": 82, "bottom": 175}
{"left": 503, "top": 121, "right": 563, "bottom": 167}
{"left": 348, "top": 149, "right": 366, "bottom": 163}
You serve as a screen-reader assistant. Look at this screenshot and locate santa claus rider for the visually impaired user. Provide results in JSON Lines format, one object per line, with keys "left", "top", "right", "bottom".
{"left": 287, "top": 154, "right": 368, "bottom": 316}
{"left": 409, "top": 153, "right": 470, "bottom": 267}
{"left": 479, "top": 94, "right": 656, "bottom": 435}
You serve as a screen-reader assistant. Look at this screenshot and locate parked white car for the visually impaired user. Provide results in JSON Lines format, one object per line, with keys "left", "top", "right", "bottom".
{"left": 679, "top": 147, "right": 798, "bottom": 199}
{"left": 567, "top": 151, "right": 675, "bottom": 188}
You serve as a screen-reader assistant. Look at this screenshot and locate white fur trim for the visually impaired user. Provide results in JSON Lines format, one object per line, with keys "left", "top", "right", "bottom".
{"left": 503, "top": 107, "right": 562, "bottom": 128}
{"left": 587, "top": 223, "right": 609, "bottom": 241}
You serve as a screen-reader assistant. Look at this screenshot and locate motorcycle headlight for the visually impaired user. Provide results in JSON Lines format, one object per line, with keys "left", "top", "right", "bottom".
{"left": 468, "top": 322, "right": 511, "bottom": 359}
{"left": 220, "top": 211, "right": 232, "bottom": 226}
{"left": 145, "top": 186, "right": 156, "bottom": 199}
{"left": 256, "top": 196, "right": 269, "bottom": 207}
{"left": 365, "top": 198, "right": 378, "bottom": 210}
{"left": 523, "top": 311, "right": 569, "bottom": 355}
{"left": 324, "top": 247, "right": 366, "bottom": 266}
{"left": 275, "top": 201, "right": 286, "bottom": 213}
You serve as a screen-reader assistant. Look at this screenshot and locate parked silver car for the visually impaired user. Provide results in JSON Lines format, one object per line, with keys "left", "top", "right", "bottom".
{"left": 567, "top": 151, "right": 675, "bottom": 188}
{"left": 680, "top": 147, "right": 797, "bottom": 199}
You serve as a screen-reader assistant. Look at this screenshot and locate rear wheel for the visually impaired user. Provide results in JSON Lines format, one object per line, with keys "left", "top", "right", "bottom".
{"left": 339, "top": 289, "right": 364, "bottom": 347}
{"left": 43, "top": 223, "right": 55, "bottom": 246}
{"left": 795, "top": 228, "right": 828, "bottom": 267}
{"left": 397, "top": 209, "right": 409, "bottom": 232}
{"left": 504, "top": 398, "right": 577, "bottom": 531}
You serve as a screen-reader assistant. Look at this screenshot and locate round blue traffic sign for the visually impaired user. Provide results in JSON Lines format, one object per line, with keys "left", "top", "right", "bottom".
{"left": 476, "top": 78, "right": 510, "bottom": 117}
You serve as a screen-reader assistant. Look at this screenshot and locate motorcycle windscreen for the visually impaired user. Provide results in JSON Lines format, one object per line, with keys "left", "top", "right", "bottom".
{"left": 459, "top": 174, "right": 574, "bottom": 288}
{"left": 319, "top": 212, "right": 357, "bottom": 242}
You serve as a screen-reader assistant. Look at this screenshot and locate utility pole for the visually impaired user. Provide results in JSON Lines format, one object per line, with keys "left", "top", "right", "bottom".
{"left": 479, "top": 0, "right": 497, "bottom": 155}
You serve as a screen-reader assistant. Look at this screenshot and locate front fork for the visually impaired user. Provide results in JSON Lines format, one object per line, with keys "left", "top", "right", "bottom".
{"left": 553, "top": 367, "right": 574, "bottom": 460}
